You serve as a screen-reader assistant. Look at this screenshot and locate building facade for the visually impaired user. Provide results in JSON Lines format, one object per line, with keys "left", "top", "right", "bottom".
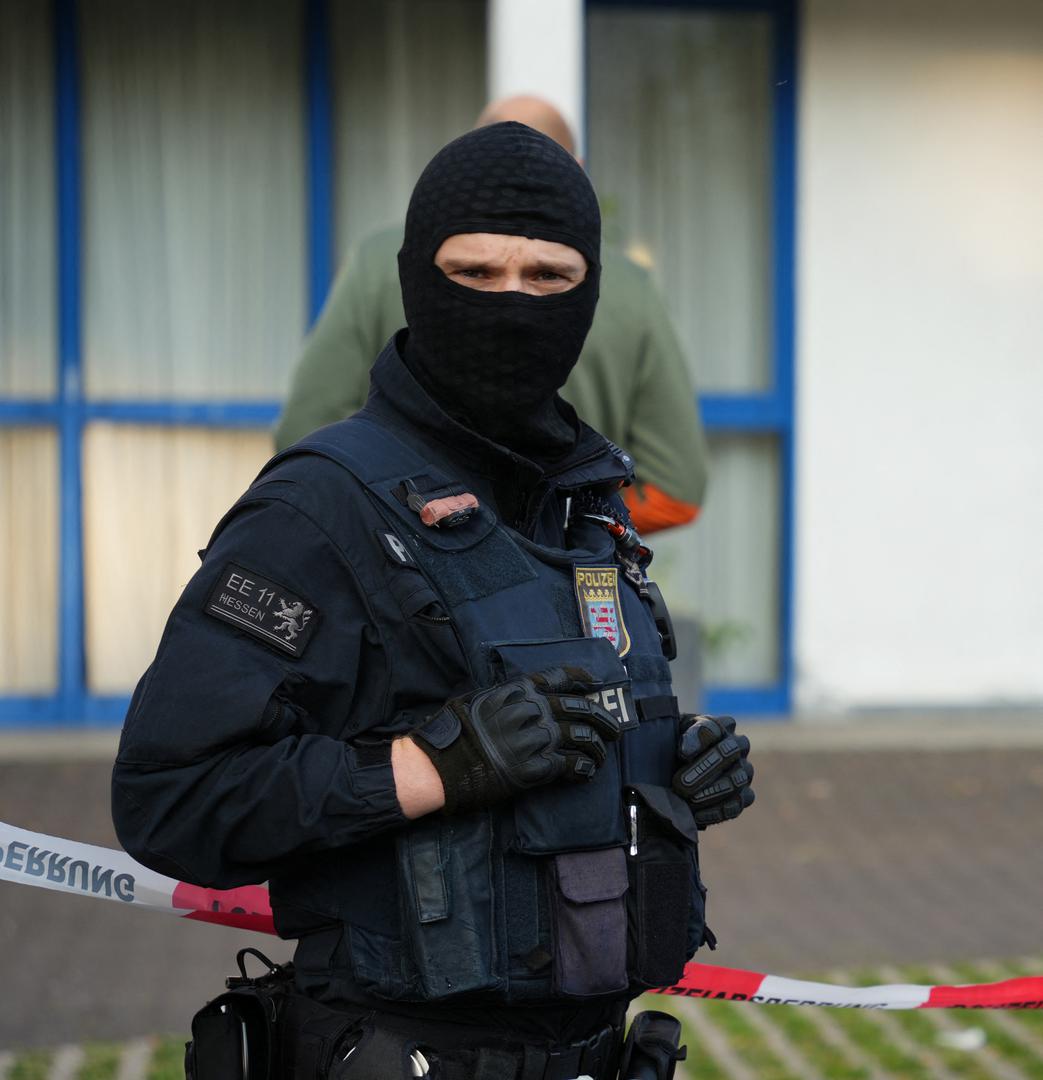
{"left": 2, "top": 0, "right": 1041, "bottom": 724}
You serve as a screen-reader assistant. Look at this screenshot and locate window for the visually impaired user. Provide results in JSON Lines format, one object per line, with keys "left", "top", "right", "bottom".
{"left": 587, "top": 0, "right": 796, "bottom": 712}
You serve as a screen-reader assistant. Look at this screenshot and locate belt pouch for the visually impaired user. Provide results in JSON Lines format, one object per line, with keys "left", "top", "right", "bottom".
{"left": 186, "top": 1008, "right": 241, "bottom": 1080}
{"left": 281, "top": 994, "right": 360, "bottom": 1080}
{"left": 618, "top": 1010, "right": 686, "bottom": 1080}
{"left": 188, "top": 985, "right": 281, "bottom": 1080}
{"left": 551, "top": 848, "right": 629, "bottom": 997}
{"left": 398, "top": 813, "right": 503, "bottom": 998}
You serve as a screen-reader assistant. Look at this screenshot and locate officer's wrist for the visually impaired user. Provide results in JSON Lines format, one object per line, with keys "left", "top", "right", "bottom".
{"left": 392, "top": 736, "right": 447, "bottom": 819}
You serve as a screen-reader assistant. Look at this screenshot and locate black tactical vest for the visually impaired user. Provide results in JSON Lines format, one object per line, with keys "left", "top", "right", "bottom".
{"left": 263, "top": 412, "right": 708, "bottom": 1005}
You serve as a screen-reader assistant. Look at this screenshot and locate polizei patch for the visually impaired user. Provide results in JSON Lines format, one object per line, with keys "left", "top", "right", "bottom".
{"left": 205, "top": 563, "right": 318, "bottom": 657}
{"left": 574, "top": 566, "right": 631, "bottom": 657}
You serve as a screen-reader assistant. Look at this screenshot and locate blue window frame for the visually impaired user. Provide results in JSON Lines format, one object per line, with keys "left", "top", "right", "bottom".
{"left": 0, "top": 0, "right": 794, "bottom": 726}
{"left": 586, "top": 0, "right": 797, "bottom": 717}
{"left": 0, "top": 0, "right": 334, "bottom": 727}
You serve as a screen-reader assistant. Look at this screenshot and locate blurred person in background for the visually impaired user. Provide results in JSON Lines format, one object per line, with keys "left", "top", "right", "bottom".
{"left": 275, "top": 95, "right": 709, "bottom": 536}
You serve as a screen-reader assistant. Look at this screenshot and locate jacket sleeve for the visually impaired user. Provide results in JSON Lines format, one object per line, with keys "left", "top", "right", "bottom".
{"left": 624, "top": 266, "right": 710, "bottom": 520}
{"left": 273, "top": 228, "right": 403, "bottom": 451}
{"left": 111, "top": 490, "right": 405, "bottom": 889}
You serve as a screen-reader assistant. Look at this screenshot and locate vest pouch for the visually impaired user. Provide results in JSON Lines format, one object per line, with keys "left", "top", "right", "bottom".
{"left": 384, "top": 562, "right": 471, "bottom": 693}
{"left": 625, "top": 783, "right": 706, "bottom": 990}
{"left": 488, "top": 638, "right": 630, "bottom": 853}
{"left": 396, "top": 813, "right": 505, "bottom": 1000}
{"left": 551, "top": 848, "right": 629, "bottom": 997}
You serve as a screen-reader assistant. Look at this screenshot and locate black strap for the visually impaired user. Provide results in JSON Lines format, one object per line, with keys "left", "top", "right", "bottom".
{"left": 260, "top": 412, "right": 423, "bottom": 490}
{"left": 636, "top": 695, "right": 679, "bottom": 723}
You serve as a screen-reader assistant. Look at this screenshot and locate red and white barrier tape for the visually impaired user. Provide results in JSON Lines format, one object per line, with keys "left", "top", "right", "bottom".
{"left": 2, "top": 821, "right": 1040, "bottom": 1010}
{"left": 0, "top": 820, "right": 274, "bottom": 934}
{"left": 650, "top": 962, "right": 1043, "bottom": 1010}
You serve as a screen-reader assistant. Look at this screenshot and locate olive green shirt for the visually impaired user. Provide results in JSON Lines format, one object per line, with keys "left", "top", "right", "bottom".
{"left": 275, "top": 226, "right": 708, "bottom": 506}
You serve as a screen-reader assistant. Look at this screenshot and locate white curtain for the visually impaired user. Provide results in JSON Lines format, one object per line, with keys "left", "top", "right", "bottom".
{"left": 78, "top": 0, "right": 306, "bottom": 690}
{"left": 0, "top": 431, "right": 58, "bottom": 691}
{"left": 0, "top": 2, "right": 58, "bottom": 692}
{"left": 81, "top": 0, "right": 305, "bottom": 400}
{"left": 587, "top": 8, "right": 773, "bottom": 393}
{"left": 332, "top": 0, "right": 487, "bottom": 256}
{"left": 0, "top": 0, "right": 55, "bottom": 398}
{"left": 587, "top": 8, "right": 779, "bottom": 685}
{"left": 653, "top": 438, "right": 780, "bottom": 688}
{"left": 83, "top": 426, "right": 271, "bottom": 692}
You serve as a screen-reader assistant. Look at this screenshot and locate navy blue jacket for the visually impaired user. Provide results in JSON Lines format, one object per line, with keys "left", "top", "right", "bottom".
{"left": 113, "top": 336, "right": 706, "bottom": 1008}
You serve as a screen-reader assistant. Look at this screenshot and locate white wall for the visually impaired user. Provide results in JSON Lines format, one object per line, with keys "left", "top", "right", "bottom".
{"left": 487, "top": 0, "right": 584, "bottom": 155}
{"left": 796, "top": 0, "right": 1043, "bottom": 708}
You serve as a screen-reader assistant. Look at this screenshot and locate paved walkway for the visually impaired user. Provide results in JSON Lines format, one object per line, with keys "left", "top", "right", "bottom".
{"left": 3, "top": 709, "right": 1041, "bottom": 759}
{"left": 1, "top": 717, "right": 1041, "bottom": 1051}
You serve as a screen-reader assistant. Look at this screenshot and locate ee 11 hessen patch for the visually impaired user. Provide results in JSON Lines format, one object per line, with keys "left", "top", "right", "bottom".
{"left": 574, "top": 566, "right": 631, "bottom": 657}
{"left": 205, "top": 563, "right": 318, "bottom": 657}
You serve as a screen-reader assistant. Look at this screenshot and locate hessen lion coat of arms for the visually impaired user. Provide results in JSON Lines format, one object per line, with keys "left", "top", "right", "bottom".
{"left": 574, "top": 566, "right": 631, "bottom": 657}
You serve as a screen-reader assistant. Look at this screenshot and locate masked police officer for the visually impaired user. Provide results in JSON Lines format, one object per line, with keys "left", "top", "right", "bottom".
{"left": 112, "top": 123, "right": 754, "bottom": 1080}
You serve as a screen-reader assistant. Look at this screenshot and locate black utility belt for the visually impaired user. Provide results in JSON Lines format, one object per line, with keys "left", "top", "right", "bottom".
{"left": 185, "top": 948, "right": 635, "bottom": 1080}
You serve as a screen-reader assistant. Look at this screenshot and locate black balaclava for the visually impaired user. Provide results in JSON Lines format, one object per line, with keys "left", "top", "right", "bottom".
{"left": 398, "top": 121, "right": 601, "bottom": 463}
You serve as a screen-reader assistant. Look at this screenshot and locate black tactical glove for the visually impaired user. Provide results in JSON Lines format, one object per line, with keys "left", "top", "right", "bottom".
{"left": 412, "top": 667, "right": 623, "bottom": 815}
{"left": 672, "top": 714, "right": 755, "bottom": 828}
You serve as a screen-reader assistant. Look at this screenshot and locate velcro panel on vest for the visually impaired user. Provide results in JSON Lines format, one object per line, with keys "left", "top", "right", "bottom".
{"left": 624, "top": 653, "right": 671, "bottom": 687}
{"left": 413, "top": 528, "right": 537, "bottom": 606}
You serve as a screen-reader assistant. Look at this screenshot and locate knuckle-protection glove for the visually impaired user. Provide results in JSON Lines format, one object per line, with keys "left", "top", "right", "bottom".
{"left": 672, "top": 714, "right": 755, "bottom": 828}
{"left": 412, "top": 667, "right": 623, "bottom": 815}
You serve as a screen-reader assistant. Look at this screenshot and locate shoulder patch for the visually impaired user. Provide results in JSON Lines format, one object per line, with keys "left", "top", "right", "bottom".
{"left": 204, "top": 563, "right": 319, "bottom": 657}
{"left": 574, "top": 565, "right": 631, "bottom": 657}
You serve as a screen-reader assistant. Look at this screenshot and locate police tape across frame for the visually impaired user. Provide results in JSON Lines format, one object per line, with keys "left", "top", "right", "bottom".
{"left": 2, "top": 819, "right": 1040, "bottom": 1011}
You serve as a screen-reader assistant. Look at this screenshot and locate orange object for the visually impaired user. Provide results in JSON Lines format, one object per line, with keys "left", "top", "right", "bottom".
{"left": 624, "top": 483, "right": 700, "bottom": 534}
{"left": 418, "top": 492, "right": 479, "bottom": 527}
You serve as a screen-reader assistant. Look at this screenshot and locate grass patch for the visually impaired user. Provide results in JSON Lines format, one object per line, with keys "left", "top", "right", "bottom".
{"left": 825, "top": 1006, "right": 938, "bottom": 1079}
{"left": 78, "top": 1043, "right": 123, "bottom": 1080}
{"left": 887, "top": 965, "right": 1001, "bottom": 1080}
{"left": 757, "top": 1002, "right": 871, "bottom": 1079}
{"left": 146, "top": 1036, "right": 187, "bottom": 1080}
{"left": 700, "top": 998, "right": 798, "bottom": 1080}
{"left": 8, "top": 1052, "right": 51, "bottom": 1080}
{"left": 919, "top": 960, "right": 1043, "bottom": 1074}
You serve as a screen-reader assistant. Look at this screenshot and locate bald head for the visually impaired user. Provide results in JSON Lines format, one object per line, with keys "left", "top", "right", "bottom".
{"left": 476, "top": 95, "right": 577, "bottom": 158}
